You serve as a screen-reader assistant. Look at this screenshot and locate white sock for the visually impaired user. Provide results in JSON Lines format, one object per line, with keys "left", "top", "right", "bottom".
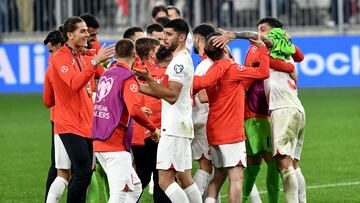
{"left": 126, "top": 183, "right": 142, "bottom": 203}
{"left": 295, "top": 167, "right": 306, "bottom": 203}
{"left": 149, "top": 173, "right": 154, "bottom": 195}
{"left": 204, "top": 197, "right": 216, "bottom": 203}
{"left": 165, "top": 182, "right": 190, "bottom": 203}
{"left": 281, "top": 167, "right": 299, "bottom": 203}
{"left": 184, "top": 183, "right": 203, "bottom": 203}
{"left": 250, "top": 184, "right": 262, "bottom": 203}
{"left": 46, "top": 177, "right": 68, "bottom": 203}
{"left": 193, "top": 169, "right": 211, "bottom": 195}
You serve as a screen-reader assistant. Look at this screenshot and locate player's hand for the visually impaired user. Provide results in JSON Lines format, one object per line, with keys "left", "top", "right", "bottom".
{"left": 133, "top": 67, "right": 154, "bottom": 82}
{"left": 212, "top": 28, "right": 235, "bottom": 49}
{"left": 250, "top": 33, "right": 266, "bottom": 48}
{"left": 150, "top": 128, "right": 160, "bottom": 142}
{"left": 141, "top": 106, "right": 153, "bottom": 116}
{"left": 93, "top": 44, "right": 115, "bottom": 65}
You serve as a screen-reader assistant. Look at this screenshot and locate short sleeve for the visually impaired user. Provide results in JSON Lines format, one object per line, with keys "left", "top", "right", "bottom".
{"left": 167, "top": 60, "right": 190, "bottom": 85}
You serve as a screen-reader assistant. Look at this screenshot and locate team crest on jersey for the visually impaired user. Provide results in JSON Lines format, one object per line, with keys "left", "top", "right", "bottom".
{"left": 60, "top": 66, "right": 68, "bottom": 73}
{"left": 237, "top": 65, "right": 246, "bottom": 71}
{"left": 96, "top": 76, "right": 114, "bottom": 102}
{"left": 130, "top": 84, "right": 138, "bottom": 92}
{"left": 174, "top": 64, "right": 184, "bottom": 74}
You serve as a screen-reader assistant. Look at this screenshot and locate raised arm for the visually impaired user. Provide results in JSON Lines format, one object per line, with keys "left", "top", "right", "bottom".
{"left": 212, "top": 28, "right": 274, "bottom": 49}
{"left": 192, "top": 59, "right": 232, "bottom": 92}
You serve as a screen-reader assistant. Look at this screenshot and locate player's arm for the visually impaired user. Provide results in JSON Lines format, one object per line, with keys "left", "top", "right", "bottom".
{"left": 229, "top": 46, "right": 270, "bottom": 80}
{"left": 134, "top": 65, "right": 184, "bottom": 105}
{"left": 193, "top": 59, "right": 232, "bottom": 92}
{"left": 43, "top": 67, "right": 55, "bottom": 108}
{"left": 212, "top": 28, "right": 274, "bottom": 49}
{"left": 292, "top": 46, "right": 304, "bottom": 62}
{"left": 52, "top": 56, "right": 96, "bottom": 92}
{"left": 270, "top": 57, "right": 295, "bottom": 72}
{"left": 123, "top": 80, "right": 158, "bottom": 134}
{"left": 94, "top": 64, "right": 105, "bottom": 79}
{"left": 198, "top": 89, "right": 208, "bottom": 103}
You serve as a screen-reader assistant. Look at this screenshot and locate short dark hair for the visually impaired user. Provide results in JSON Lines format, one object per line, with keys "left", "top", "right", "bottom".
{"left": 152, "top": 5, "right": 168, "bottom": 18}
{"left": 167, "top": 5, "right": 181, "bottom": 16}
{"left": 155, "top": 16, "right": 171, "bottom": 27}
{"left": 115, "top": 39, "right": 135, "bottom": 58}
{"left": 257, "top": 17, "right": 283, "bottom": 28}
{"left": 123, "top": 27, "right": 144, "bottom": 40}
{"left": 164, "top": 19, "right": 189, "bottom": 37}
{"left": 146, "top": 23, "right": 164, "bottom": 35}
{"left": 135, "top": 37, "right": 160, "bottom": 61}
{"left": 193, "top": 24, "right": 215, "bottom": 38}
{"left": 59, "top": 16, "right": 84, "bottom": 41}
{"left": 156, "top": 45, "right": 172, "bottom": 62}
{"left": 204, "top": 32, "right": 224, "bottom": 61}
{"left": 80, "top": 13, "right": 99, "bottom": 29}
{"left": 44, "top": 30, "right": 65, "bottom": 46}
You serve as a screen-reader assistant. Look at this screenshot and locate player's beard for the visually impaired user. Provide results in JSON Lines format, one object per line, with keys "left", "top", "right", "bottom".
{"left": 166, "top": 40, "right": 179, "bottom": 53}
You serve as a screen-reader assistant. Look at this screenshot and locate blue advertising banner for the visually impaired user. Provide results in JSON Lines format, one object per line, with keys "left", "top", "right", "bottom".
{"left": 1, "top": 36, "right": 360, "bottom": 93}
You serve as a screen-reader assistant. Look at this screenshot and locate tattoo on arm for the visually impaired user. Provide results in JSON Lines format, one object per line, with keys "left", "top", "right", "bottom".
{"left": 234, "top": 31, "right": 274, "bottom": 47}
{"left": 234, "top": 31, "right": 258, "bottom": 39}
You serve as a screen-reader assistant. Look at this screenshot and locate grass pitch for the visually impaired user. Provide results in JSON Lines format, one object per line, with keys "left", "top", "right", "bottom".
{"left": 0, "top": 88, "right": 359, "bottom": 202}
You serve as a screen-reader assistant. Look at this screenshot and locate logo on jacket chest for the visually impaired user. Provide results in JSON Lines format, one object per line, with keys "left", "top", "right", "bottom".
{"left": 96, "top": 76, "right": 114, "bottom": 102}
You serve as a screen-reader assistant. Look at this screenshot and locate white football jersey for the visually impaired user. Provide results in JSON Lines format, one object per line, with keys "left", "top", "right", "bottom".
{"left": 161, "top": 49, "right": 194, "bottom": 138}
{"left": 192, "top": 58, "right": 213, "bottom": 137}
{"left": 264, "top": 66, "right": 305, "bottom": 113}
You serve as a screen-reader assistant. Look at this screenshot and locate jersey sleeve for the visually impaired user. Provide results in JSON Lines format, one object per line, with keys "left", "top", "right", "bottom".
{"left": 193, "top": 59, "right": 232, "bottom": 92}
{"left": 167, "top": 59, "right": 190, "bottom": 85}
{"left": 43, "top": 66, "right": 55, "bottom": 108}
{"left": 270, "top": 57, "right": 295, "bottom": 72}
{"left": 51, "top": 55, "right": 96, "bottom": 92}
{"left": 292, "top": 46, "right": 304, "bottom": 62}
{"left": 123, "top": 79, "right": 157, "bottom": 132}
{"left": 228, "top": 46, "right": 270, "bottom": 81}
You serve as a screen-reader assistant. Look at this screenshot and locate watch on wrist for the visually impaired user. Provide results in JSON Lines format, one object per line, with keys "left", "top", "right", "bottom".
{"left": 90, "top": 59, "right": 98, "bottom": 67}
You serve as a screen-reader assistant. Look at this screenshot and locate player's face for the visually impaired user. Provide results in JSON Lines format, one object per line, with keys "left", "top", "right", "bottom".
{"left": 150, "top": 45, "right": 160, "bottom": 61}
{"left": 87, "top": 27, "right": 99, "bottom": 48}
{"left": 164, "top": 28, "right": 180, "bottom": 52}
{"left": 68, "top": 21, "right": 89, "bottom": 48}
{"left": 257, "top": 23, "right": 271, "bottom": 35}
{"left": 193, "top": 34, "right": 203, "bottom": 55}
{"left": 151, "top": 31, "right": 165, "bottom": 45}
{"left": 46, "top": 42, "right": 62, "bottom": 56}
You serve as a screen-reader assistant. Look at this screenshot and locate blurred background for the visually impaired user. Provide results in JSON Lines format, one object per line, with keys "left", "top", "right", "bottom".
{"left": 1, "top": 0, "right": 360, "bottom": 92}
{"left": 1, "top": 0, "right": 360, "bottom": 36}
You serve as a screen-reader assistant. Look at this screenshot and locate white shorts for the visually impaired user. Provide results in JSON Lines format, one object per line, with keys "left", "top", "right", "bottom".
{"left": 210, "top": 141, "right": 247, "bottom": 168}
{"left": 54, "top": 134, "right": 71, "bottom": 169}
{"left": 271, "top": 108, "right": 306, "bottom": 160}
{"left": 95, "top": 151, "right": 141, "bottom": 192}
{"left": 191, "top": 133, "right": 211, "bottom": 161}
{"left": 156, "top": 134, "right": 192, "bottom": 172}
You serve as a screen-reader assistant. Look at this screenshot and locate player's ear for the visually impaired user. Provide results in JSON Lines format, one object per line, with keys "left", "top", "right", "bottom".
{"left": 180, "top": 33, "right": 186, "bottom": 43}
